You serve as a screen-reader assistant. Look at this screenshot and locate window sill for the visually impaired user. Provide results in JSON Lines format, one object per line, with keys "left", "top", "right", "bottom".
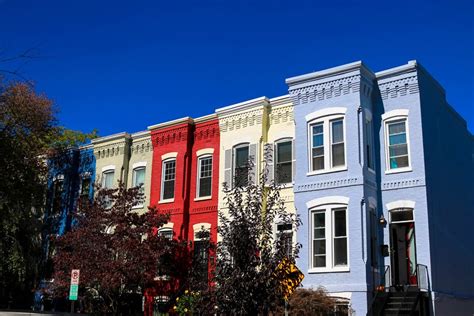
{"left": 385, "top": 167, "right": 412, "bottom": 175}
{"left": 306, "top": 166, "right": 347, "bottom": 176}
{"left": 132, "top": 205, "right": 144, "bottom": 210}
{"left": 158, "top": 198, "right": 174, "bottom": 204}
{"left": 308, "top": 266, "right": 350, "bottom": 274}
{"left": 194, "top": 196, "right": 212, "bottom": 202}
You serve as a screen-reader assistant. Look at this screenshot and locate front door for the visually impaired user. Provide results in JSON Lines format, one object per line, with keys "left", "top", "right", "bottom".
{"left": 390, "top": 222, "right": 417, "bottom": 288}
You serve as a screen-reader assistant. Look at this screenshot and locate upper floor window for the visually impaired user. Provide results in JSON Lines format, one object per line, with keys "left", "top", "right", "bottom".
{"left": 161, "top": 159, "right": 176, "bottom": 201}
{"left": 275, "top": 140, "right": 293, "bottom": 184}
{"left": 387, "top": 120, "right": 409, "bottom": 170}
{"left": 102, "top": 170, "right": 114, "bottom": 189}
{"left": 307, "top": 107, "right": 347, "bottom": 174}
{"left": 234, "top": 144, "right": 249, "bottom": 187}
{"left": 382, "top": 109, "right": 411, "bottom": 173}
{"left": 276, "top": 223, "right": 293, "bottom": 256}
{"left": 79, "top": 176, "right": 91, "bottom": 205}
{"left": 52, "top": 176, "right": 64, "bottom": 215}
{"left": 132, "top": 167, "right": 146, "bottom": 189}
{"left": 197, "top": 155, "right": 213, "bottom": 198}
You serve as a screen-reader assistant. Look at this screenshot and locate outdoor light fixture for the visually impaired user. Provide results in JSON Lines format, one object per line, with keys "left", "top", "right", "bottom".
{"left": 379, "top": 214, "right": 387, "bottom": 225}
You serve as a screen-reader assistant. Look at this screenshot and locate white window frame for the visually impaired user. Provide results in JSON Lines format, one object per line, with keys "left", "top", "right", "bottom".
{"left": 306, "top": 108, "right": 347, "bottom": 176}
{"left": 308, "top": 197, "right": 350, "bottom": 273}
{"left": 233, "top": 143, "right": 250, "bottom": 187}
{"left": 195, "top": 154, "right": 213, "bottom": 200}
{"left": 274, "top": 222, "right": 294, "bottom": 256}
{"left": 382, "top": 109, "right": 412, "bottom": 174}
{"left": 132, "top": 167, "right": 146, "bottom": 208}
{"left": 274, "top": 138, "right": 293, "bottom": 185}
{"left": 160, "top": 158, "right": 176, "bottom": 203}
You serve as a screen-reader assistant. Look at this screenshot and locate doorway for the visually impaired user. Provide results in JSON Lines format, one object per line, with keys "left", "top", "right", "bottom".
{"left": 389, "top": 209, "right": 417, "bottom": 289}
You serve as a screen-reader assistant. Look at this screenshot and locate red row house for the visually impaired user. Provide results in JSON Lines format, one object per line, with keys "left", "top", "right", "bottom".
{"left": 145, "top": 115, "right": 220, "bottom": 313}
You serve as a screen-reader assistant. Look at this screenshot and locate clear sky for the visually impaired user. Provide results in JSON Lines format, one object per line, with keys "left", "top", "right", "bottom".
{"left": 1, "top": 0, "right": 473, "bottom": 135}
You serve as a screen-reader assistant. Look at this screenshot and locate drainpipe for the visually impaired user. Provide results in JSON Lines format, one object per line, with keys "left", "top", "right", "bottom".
{"left": 357, "top": 105, "right": 363, "bottom": 167}
{"left": 361, "top": 197, "right": 367, "bottom": 264}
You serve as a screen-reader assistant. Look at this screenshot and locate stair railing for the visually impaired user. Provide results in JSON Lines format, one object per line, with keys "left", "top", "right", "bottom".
{"left": 416, "top": 264, "right": 429, "bottom": 292}
{"left": 382, "top": 265, "right": 391, "bottom": 291}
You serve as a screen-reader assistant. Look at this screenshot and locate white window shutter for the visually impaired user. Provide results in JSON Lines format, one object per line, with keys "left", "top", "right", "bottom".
{"left": 224, "top": 149, "right": 232, "bottom": 187}
{"left": 248, "top": 143, "right": 257, "bottom": 185}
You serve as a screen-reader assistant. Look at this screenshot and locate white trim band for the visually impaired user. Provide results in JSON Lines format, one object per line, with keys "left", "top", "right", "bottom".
{"left": 386, "top": 200, "right": 416, "bottom": 211}
{"left": 306, "top": 196, "right": 350, "bottom": 209}
{"left": 161, "top": 152, "right": 178, "bottom": 160}
{"left": 305, "top": 107, "right": 347, "bottom": 122}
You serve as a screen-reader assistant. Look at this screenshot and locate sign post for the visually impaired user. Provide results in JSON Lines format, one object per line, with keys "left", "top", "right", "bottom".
{"left": 69, "top": 269, "right": 80, "bottom": 313}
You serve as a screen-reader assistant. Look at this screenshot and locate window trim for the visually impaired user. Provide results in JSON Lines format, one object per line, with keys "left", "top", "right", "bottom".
{"left": 160, "top": 158, "right": 176, "bottom": 203}
{"left": 383, "top": 110, "right": 412, "bottom": 174}
{"left": 307, "top": 113, "right": 347, "bottom": 176}
{"left": 132, "top": 166, "right": 146, "bottom": 208}
{"left": 101, "top": 169, "right": 115, "bottom": 189}
{"left": 196, "top": 154, "right": 213, "bottom": 199}
{"left": 308, "top": 198, "right": 350, "bottom": 273}
{"left": 274, "top": 138, "right": 293, "bottom": 185}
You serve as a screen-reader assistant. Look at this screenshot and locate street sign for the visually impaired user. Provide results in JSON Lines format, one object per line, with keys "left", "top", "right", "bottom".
{"left": 69, "top": 269, "right": 80, "bottom": 301}
{"left": 274, "top": 257, "right": 304, "bottom": 300}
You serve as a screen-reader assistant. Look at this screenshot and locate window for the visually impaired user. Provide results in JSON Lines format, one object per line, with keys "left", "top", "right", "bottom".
{"left": 132, "top": 167, "right": 146, "bottom": 189}
{"left": 386, "top": 120, "right": 409, "bottom": 170}
{"left": 161, "top": 159, "right": 176, "bottom": 200}
{"left": 308, "top": 110, "right": 346, "bottom": 174}
{"left": 277, "top": 223, "right": 293, "bottom": 256}
{"left": 197, "top": 156, "right": 212, "bottom": 197}
{"left": 102, "top": 170, "right": 114, "bottom": 189}
{"left": 275, "top": 140, "right": 293, "bottom": 184}
{"left": 158, "top": 228, "right": 173, "bottom": 240}
{"left": 311, "top": 123, "right": 325, "bottom": 171}
{"left": 331, "top": 119, "right": 345, "bottom": 167}
{"left": 79, "top": 177, "right": 91, "bottom": 205}
{"left": 311, "top": 206, "right": 348, "bottom": 271}
{"left": 52, "top": 177, "right": 64, "bottom": 215}
{"left": 234, "top": 144, "right": 249, "bottom": 187}
{"left": 365, "top": 118, "right": 374, "bottom": 170}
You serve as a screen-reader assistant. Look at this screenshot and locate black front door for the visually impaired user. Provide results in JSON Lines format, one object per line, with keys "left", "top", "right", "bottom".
{"left": 390, "top": 222, "right": 417, "bottom": 288}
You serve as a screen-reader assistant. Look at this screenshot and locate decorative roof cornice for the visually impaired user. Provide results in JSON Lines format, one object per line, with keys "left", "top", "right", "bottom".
{"left": 194, "top": 113, "right": 217, "bottom": 124}
{"left": 269, "top": 94, "right": 292, "bottom": 108}
{"left": 131, "top": 130, "right": 150, "bottom": 140}
{"left": 148, "top": 117, "right": 193, "bottom": 131}
{"left": 215, "top": 96, "right": 270, "bottom": 118}
{"left": 92, "top": 132, "right": 130, "bottom": 145}
{"left": 79, "top": 143, "right": 93, "bottom": 150}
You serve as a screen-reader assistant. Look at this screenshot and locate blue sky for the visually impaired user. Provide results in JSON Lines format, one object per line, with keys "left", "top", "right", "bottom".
{"left": 1, "top": 0, "right": 473, "bottom": 135}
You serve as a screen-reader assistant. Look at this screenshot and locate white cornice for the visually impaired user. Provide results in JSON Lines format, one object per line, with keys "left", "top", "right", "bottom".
{"left": 147, "top": 117, "right": 193, "bottom": 131}
{"left": 92, "top": 132, "right": 130, "bottom": 145}
{"left": 269, "top": 95, "right": 292, "bottom": 108}
{"left": 79, "top": 143, "right": 93, "bottom": 150}
{"left": 131, "top": 130, "right": 150, "bottom": 140}
{"left": 215, "top": 96, "right": 269, "bottom": 117}
{"left": 286, "top": 61, "right": 374, "bottom": 86}
{"left": 375, "top": 60, "right": 417, "bottom": 79}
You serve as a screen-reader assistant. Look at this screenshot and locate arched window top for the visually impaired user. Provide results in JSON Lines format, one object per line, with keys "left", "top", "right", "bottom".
{"left": 382, "top": 109, "right": 409, "bottom": 122}
{"left": 386, "top": 200, "right": 415, "bottom": 211}
{"left": 196, "top": 148, "right": 214, "bottom": 157}
{"left": 161, "top": 152, "right": 178, "bottom": 161}
{"left": 101, "top": 165, "right": 115, "bottom": 172}
{"left": 306, "top": 196, "right": 349, "bottom": 209}
{"left": 193, "top": 223, "right": 211, "bottom": 241}
{"left": 305, "top": 107, "right": 347, "bottom": 122}
{"left": 132, "top": 161, "right": 147, "bottom": 169}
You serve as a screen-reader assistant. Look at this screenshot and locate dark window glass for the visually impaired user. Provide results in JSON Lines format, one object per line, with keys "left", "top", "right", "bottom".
{"left": 234, "top": 145, "right": 249, "bottom": 187}
{"left": 333, "top": 208, "right": 347, "bottom": 266}
{"left": 391, "top": 209, "right": 413, "bottom": 222}
{"left": 275, "top": 141, "right": 292, "bottom": 184}
{"left": 162, "top": 160, "right": 176, "bottom": 200}
{"left": 277, "top": 223, "right": 293, "bottom": 256}
{"left": 194, "top": 240, "right": 209, "bottom": 288}
{"left": 312, "top": 124, "right": 324, "bottom": 171}
{"left": 331, "top": 119, "right": 345, "bottom": 167}
{"left": 198, "top": 156, "right": 212, "bottom": 197}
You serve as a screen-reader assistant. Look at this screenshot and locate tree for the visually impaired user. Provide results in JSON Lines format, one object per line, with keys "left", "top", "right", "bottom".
{"left": 0, "top": 80, "right": 96, "bottom": 308}
{"left": 52, "top": 182, "right": 181, "bottom": 315}
{"left": 214, "top": 147, "right": 302, "bottom": 315}
{"left": 273, "top": 288, "right": 343, "bottom": 316}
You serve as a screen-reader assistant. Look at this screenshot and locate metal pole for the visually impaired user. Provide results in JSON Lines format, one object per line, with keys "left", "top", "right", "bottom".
{"left": 71, "top": 300, "right": 75, "bottom": 313}
{"left": 284, "top": 299, "right": 288, "bottom": 316}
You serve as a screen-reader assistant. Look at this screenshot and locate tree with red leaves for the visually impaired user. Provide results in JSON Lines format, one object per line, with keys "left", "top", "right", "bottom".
{"left": 52, "top": 182, "right": 180, "bottom": 315}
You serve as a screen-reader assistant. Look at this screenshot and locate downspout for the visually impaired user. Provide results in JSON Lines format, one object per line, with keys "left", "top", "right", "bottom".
{"left": 361, "top": 197, "right": 367, "bottom": 264}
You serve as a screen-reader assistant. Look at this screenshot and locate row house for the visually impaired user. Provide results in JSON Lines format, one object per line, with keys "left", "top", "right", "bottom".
{"left": 286, "top": 61, "right": 473, "bottom": 315}
{"left": 215, "top": 95, "right": 296, "bottom": 245}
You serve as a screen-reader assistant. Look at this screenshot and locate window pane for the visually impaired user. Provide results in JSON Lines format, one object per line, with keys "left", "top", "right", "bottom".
{"left": 312, "top": 124, "right": 323, "bottom": 135}
{"left": 133, "top": 168, "right": 145, "bottom": 187}
{"left": 314, "top": 255, "right": 326, "bottom": 268}
{"left": 388, "top": 121, "right": 406, "bottom": 134}
{"left": 391, "top": 209, "right": 414, "bottom": 222}
{"left": 163, "top": 180, "right": 175, "bottom": 199}
{"left": 334, "top": 209, "right": 346, "bottom": 237}
{"left": 334, "top": 238, "right": 348, "bottom": 266}
{"left": 314, "top": 212, "right": 325, "bottom": 227}
{"left": 80, "top": 178, "right": 91, "bottom": 197}
{"left": 389, "top": 144, "right": 408, "bottom": 157}
{"left": 312, "top": 156, "right": 324, "bottom": 171}
{"left": 162, "top": 160, "right": 176, "bottom": 199}
{"left": 276, "top": 141, "right": 292, "bottom": 163}
{"left": 312, "top": 147, "right": 324, "bottom": 157}
{"left": 389, "top": 133, "right": 407, "bottom": 146}
{"left": 277, "top": 223, "right": 292, "bottom": 231}
{"left": 332, "top": 120, "right": 344, "bottom": 143}
{"left": 390, "top": 156, "right": 409, "bottom": 169}
{"left": 314, "top": 228, "right": 325, "bottom": 239}
{"left": 276, "top": 162, "right": 292, "bottom": 184}
{"left": 314, "top": 240, "right": 326, "bottom": 254}
{"left": 235, "top": 146, "right": 249, "bottom": 167}
{"left": 332, "top": 143, "right": 345, "bottom": 167}
{"left": 199, "top": 177, "right": 212, "bottom": 197}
